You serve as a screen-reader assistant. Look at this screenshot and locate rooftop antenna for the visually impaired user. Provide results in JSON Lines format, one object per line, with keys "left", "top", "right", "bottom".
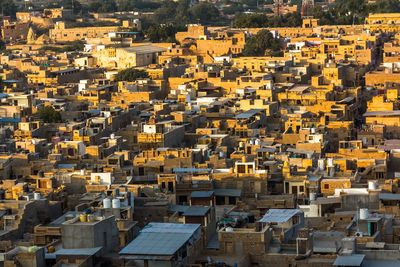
{"left": 356, "top": 200, "right": 360, "bottom": 233}
{"left": 275, "top": 0, "right": 282, "bottom": 16}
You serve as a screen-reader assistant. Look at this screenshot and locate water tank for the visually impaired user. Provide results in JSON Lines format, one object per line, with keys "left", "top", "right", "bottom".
{"left": 112, "top": 198, "right": 121, "bottom": 209}
{"left": 28, "top": 246, "right": 38, "bottom": 253}
{"left": 79, "top": 214, "right": 88, "bottom": 222}
{"left": 80, "top": 169, "right": 85, "bottom": 175}
{"left": 310, "top": 192, "right": 317, "bottom": 201}
{"left": 87, "top": 214, "right": 95, "bottom": 222}
{"left": 239, "top": 142, "right": 244, "bottom": 148}
{"left": 368, "top": 180, "right": 378, "bottom": 190}
{"left": 225, "top": 227, "right": 234, "bottom": 232}
{"left": 310, "top": 128, "right": 316, "bottom": 134}
{"left": 255, "top": 139, "right": 261, "bottom": 145}
{"left": 249, "top": 139, "right": 255, "bottom": 145}
{"left": 362, "top": 137, "right": 368, "bottom": 146}
{"left": 318, "top": 159, "right": 325, "bottom": 171}
{"left": 219, "top": 151, "right": 225, "bottom": 158}
{"left": 103, "top": 198, "right": 111, "bottom": 209}
{"left": 359, "top": 208, "right": 369, "bottom": 220}
{"left": 34, "top": 192, "right": 41, "bottom": 200}
{"left": 110, "top": 133, "right": 115, "bottom": 140}
{"left": 327, "top": 158, "right": 334, "bottom": 168}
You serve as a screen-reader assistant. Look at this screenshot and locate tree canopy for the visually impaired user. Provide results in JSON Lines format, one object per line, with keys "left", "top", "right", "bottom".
{"left": 88, "top": 0, "right": 118, "bottom": 13}
{"left": 234, "top": 12, "right": 301, "bottom": 28}
{"left": 145, "top": 24, "right": 185, "bottom": 43}
{"left": 242, "top": 30, "right": 282, "bottom": 57}
{"left": 313, "top": 0, "right": 400, "bottom": 25}
{"left": 38, "top": 106, "right": 62, "bottom": 123}
{"left": 151, "top": 0, "right": 223, "bottom": 25}
{"left": 116, "top": 0, "right": 161, "bottom": 11}
{"left": 190, "top": 3, "right": 221, "bottom": 24}
{"left": 115, "top": 68, "right": 149, "bottom": 82}
{"left": 41, "top": 41, "right": 85, "bottom": 53}
{"left": 0, "top": 0, "right": 17, "bottom": 17}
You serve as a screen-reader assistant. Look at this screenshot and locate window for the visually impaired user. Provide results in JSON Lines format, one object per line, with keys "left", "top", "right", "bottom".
{"left": 138, "top": 167, "right": 144, "bottom": 176}
{"left": 178, "top": 195, "right": 187, "bottom": 205}
{"left": 168, "top": 182, "right": 174, "bottom": 192}
{"left": 67, "top": 148, "right": 74, "bottom": 156}
{"left": 299, "top": 186, "right": 304, "bottom": 193}
{"left": 324, "top": 184, "right": 329, "bottom": 189}
{"left": 215, "top": 196, "right": 224, "bottom": 205}
{"left": 237, "top": 164, "right": 246, "bottom": 173}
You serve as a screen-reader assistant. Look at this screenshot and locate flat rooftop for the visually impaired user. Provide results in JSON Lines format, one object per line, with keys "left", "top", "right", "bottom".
{"left": 120, "top": 223, "right": 201, "bottom": 257}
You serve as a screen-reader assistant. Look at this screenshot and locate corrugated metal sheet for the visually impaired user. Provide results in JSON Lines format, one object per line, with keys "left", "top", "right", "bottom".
{"left": 259, "top": 209, "right": 300, "bottom": 223}
{"left": 333, "top": 254, "right": 365, "bottom": 266}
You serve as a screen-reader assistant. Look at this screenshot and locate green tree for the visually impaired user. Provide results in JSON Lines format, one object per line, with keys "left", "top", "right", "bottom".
{"left": 242, "top": 29, "right": 282, "bottom": 56}
{"left": 234, "top": 12, "right": 301, "bottom": 28}
{"left": 370, "top": 0, "right": 400, "bottom": 13}
{"left": 41, "top": 41, "right": 85, "bottom": 53}
{"left": 240, "top": 0, "right": 258, "bottom": 8}
{"left": 153, "top": 0, "right": 180, "bottom": 24}
{"left": 176, "top": 0, "right": 191, "bottom": 24}
{"left": 88, "top": 0, "right": 117, "bottom": 13}
{"left": 145, "top": 24, "right": 184, "bottom": 43}
{"left": 0, "top": 0, "right": 17, "bottom": 17}
{"left": 115, "top": 68, "right": 149, "bottom": 82}
{"left": 234, "top": 13, "right": 269, "bottom": 28}
{"left": 57, "top": 0, "right": 87, "bottom": 14}
{"left": 190, "top": 2, "right": 221, "bottom": 24}
{"left": 310, "top": 0, "right": 400, "bottom": 25}
{"left": 222, "top": 3, "right": 244, "bottom": 15}
{"left": 38, "top": 106, "right": 62, "bottom": 123}
{"left": 63, "top": 40, "right": 85, "bottom": 52}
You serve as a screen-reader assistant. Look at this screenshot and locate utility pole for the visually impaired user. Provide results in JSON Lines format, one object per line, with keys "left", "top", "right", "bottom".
{"left": 275, "top": 0, "right": 281, "bottom": 16}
